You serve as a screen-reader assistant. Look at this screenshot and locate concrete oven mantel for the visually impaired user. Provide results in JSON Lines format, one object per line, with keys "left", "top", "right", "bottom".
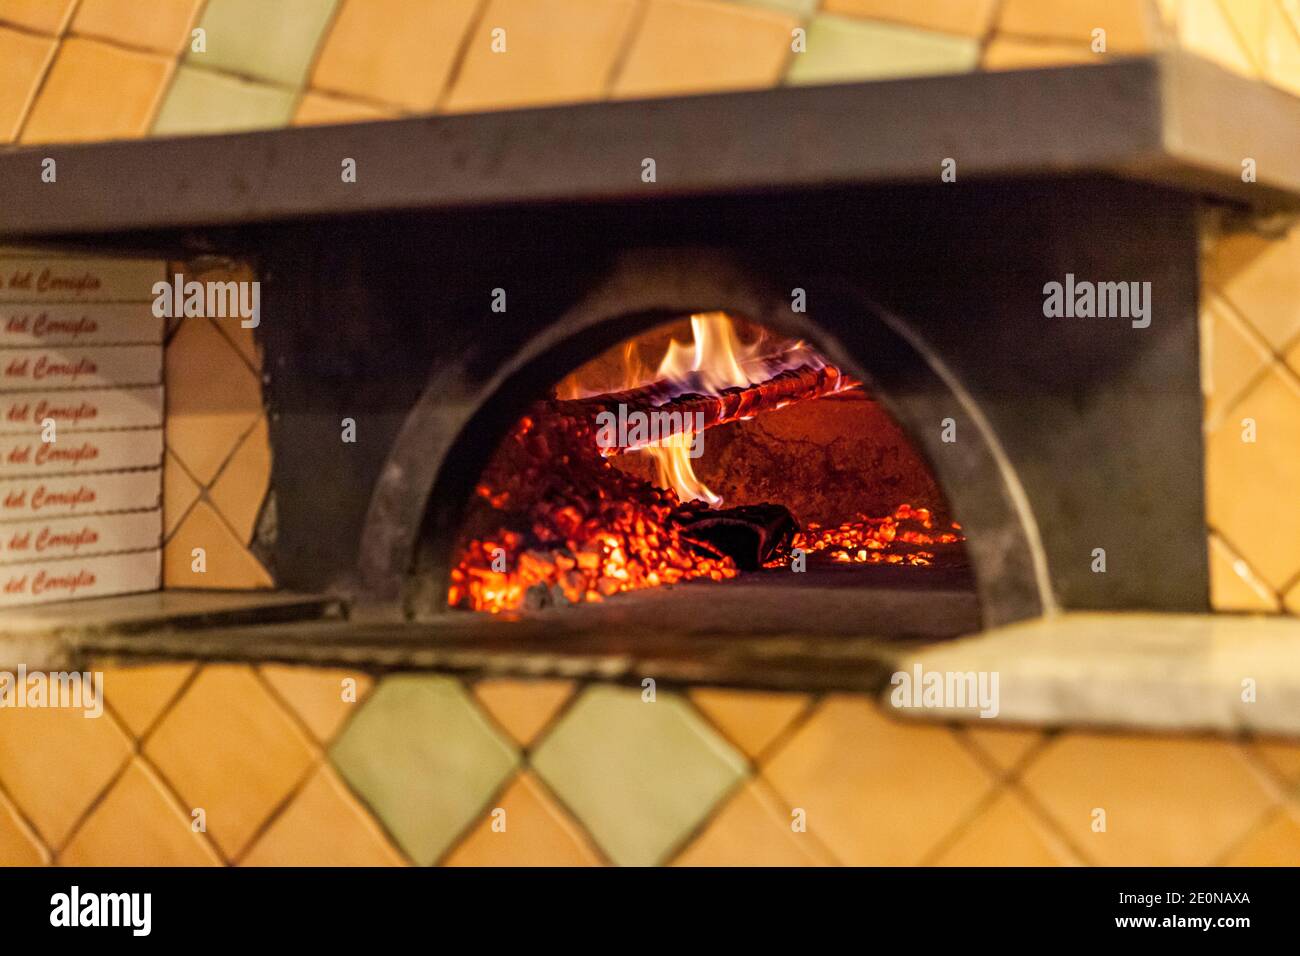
{"left": 3, "top": 52, "right": 1300, "bottom": 740}
{"left": 0, "top": 51, "right": 1299, "bottom": 242}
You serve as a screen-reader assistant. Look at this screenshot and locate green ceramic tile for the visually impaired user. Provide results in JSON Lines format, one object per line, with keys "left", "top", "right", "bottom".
{"left": 329, "top": 675, "right": 519, "bottom": 866}
{"left": 188, "top": 0, "right": 340, "bottom": 88}
{"left": 531, "top": 685, "right": 747, "bottom": 866}
{"left": 736, "top": 0, "right": 820, "bottom": 16}
{"left": 153, "top": 66, "right": 297, "bottom": 136}
{"left": 787, "top": 14, "right": 980, "bottom": 85}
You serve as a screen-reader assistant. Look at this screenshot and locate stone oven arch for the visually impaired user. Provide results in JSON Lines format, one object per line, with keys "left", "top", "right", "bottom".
{"left": 357, "top": 248, "right": 1053, "bottom": 628}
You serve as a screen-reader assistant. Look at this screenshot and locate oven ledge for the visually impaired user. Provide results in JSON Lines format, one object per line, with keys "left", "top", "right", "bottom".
{"left": 5, "top": 596, "right": 1299, "bottom": 739}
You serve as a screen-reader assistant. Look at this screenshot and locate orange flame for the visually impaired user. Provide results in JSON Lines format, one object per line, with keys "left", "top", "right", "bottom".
{"left": 557, "top": 312, "right": 834, "bottom": 507}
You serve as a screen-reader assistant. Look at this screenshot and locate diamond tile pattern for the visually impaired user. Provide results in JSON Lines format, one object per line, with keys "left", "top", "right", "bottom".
{"left": 144, "top": 665, "right": 317, "bottom": 859}
{"left": 160, "top": 258, "right": 275, "bottom": 589}
{"left": 0, "top": 665, "right": 1297, "bottom": 866}
{"left": 762, "top": 695, "right": 995, "bottom": 864}
{"left": 329, "top": 675, "right": 519, "bottom": 865}
{"left": 442, "top": 772, "right": 603, "bottom": 866}
{"left": 1202, "top": 221, "right": 1300, "bottom": 613}
{"left": 60, "top": 759, "right": 222, "bottom": 866}
{"left": 240, "top": 764, "right": 406, "bottom": 866}
{"left": 531, "top": 686, "right": 747, "bottom": 866}
{"left": 1021, "top": 734, "right": 1276, "bottom": 865}
{"left": 186, "top": 0, "right": 339, "bottom": 88}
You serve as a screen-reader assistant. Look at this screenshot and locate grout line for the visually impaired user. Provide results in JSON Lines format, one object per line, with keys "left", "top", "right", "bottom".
{"left": 282, "top": 0, "right": 351, "bottom": 125}
{"left": 9, "top": 0, "right": 85, "bottom": 146}
{"left": 49, "top": 692, "right": 149, "bottom": 862}
{"left": 602, "top": 0, "right": 652, "bottom": 97}
{"left": 446, "top": 677, "right": 616, "bottom": 866}
{"left": 433, "top": 0, "right": 492, "bottom": 113}
{"left": 1207, "top": 526, "right": 1286, "bottom": 609}
{"left": 0, "top": 772, "right": 55, "bottom": 864}
{"left": 1208, "top": 738, "right": 1297, "bottom": 865}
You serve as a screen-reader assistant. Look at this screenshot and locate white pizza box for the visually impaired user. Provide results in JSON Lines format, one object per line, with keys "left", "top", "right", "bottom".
{"left": 0, "top": 509, "right": 161, "bottom": 565}
{"left": 0, "top": 345, "right": 161, "bottom": 392}
{"left": 0, "top": 258, "right": 166, "bottom": 303}
{"left": 0, "top": 547, "right": 161, "bottom": 608}
{"left": 0, "top": 469, "right": 161, "bottom": 523}
{"left": 0, "top": 428, "right": 163, "bottom": 479}
{"left": 0, "top": 385, "right": 163, "bottom": 434}
{"left": 0, "top": 304, "right": 163, "bottom": 347}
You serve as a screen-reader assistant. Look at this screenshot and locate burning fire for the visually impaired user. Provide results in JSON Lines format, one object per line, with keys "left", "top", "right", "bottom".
{"left": 558, "top": 312, "right": 852, "bottom": 507}
{"left": 770, "top": 504, "right": 964, "bottom": 568}
{"left": 448, "top": 313, "right": 958, "bottom": 614}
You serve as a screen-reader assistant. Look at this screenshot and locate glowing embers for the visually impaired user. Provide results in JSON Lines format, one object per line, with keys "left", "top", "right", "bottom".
{"left": 447, "top": 312, "right": 963, "bottom": 614}
{"left": 446, "top": 412, "right": 739, "bottom": 614}
{"left": 770, "top": 504, "right": 965, "bottom": 568}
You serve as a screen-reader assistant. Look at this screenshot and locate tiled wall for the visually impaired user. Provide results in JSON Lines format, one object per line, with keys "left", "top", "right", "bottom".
{"left": 3, "top": 664, "right": 1299, "bottom": 866}
{"left": 4, "top": 0, "right": 1298, "bottom": 144}
{"left": 161, "top": 258, "right": 273, "bottom": 590}
{"left": 3, "top": 1, "right": 1300, "bottom": 866}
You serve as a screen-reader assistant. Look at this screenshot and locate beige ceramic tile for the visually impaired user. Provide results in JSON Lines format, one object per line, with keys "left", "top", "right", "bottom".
{"left": 181, "top": 259, "right": 261, "bottom": 371}
{"left": 671, "top": 779, "right": 829, "bottom": 866}
{"left": 144, "top": 665, "right": 317, "bottom": 858}
{"left": 1222, "top": 805, "right": 1300, "bottom": 864}
{"left": 825, "top": 0, "right": 998, "bottom": 37}
{"left": 688, "top": 687, "right": 809, "bottom": 758}
{"left": 0, "top": 790, "right": 48, "bottom": 865}
{"left": 0, "top": 26, "right": 55, "bottom": 142}
{"left": 1212, "top": 0, "right": 1269, "bottom": 70}
{"left": 1205, "top": 228, "right": 1300, "bottom": 351}
{"left": 1174, "top": 0, "right": 1259, "bottom": 75}
{"left": 1264, "top": 0, "right": 1300, "bottom": 96}
{"left": 241, "top": 763, "right": 406, "bottom": 866}
{"left": 1286, "top": 578, "right": 1300, "bottom": 615}
{"left": 613, "top": 0, "right": 796, "bottom": 99}
{"left": 208, "top": 415, "right": 271, "bottom": 544}
{"left": 473, "top": 678, "right": 575, "bottom": 746}
{"left": 934, "top": 790, "right": 1077, "bottom": 866}
{"left": 311, "top": 0, "right": 478, "bottom": 111}
{"left": 72, "top": 0, "right": 204, "bottom": 54}
{"left": 0, "top": 0, "right": 76, "bottom": 34}
{"left": 761, "top": 696, "right": 995, "bottom": 865}
{"left": 443, "top": 771, "right": 603, "bottom": 866}
{"left": 961, "top": 724, "right": 1046, "bottom": 773}
{"left": 102, "top": 662, "right": 197, "bottom": 738}
{"left": 1021, "top": 733, "right": 1275, "bottom": 865}
{"left": 1207, "top": 365, "right": 1300, "bottom": 592}
{"left": 165, "top": 317, "right": 263, "bottom": 485}
{"left": 443, "top": 0, "right": 638, "bottom": 113}
{"left": 20, "top": 37, "right": 172, "bottom": 144}
{"left": 470, "top": 676, "right": 572, "bottom": 743}
{"left": 1208, "top": 533, "right": 1280, "bottom": 611}
{"left": 163, "top": 499, "right": 274, "bottom": 589}
{"left": 0, "top": 703, "right": 132, "bottom": 847}
{"left": 983, "top": 37, "right": 1106, "bottom": 69}
{"left": 259, "top": 665, "right": 372, "bottom": 743}
{"left": 294, "top": 90, "right": 401, "bottom": 126}
{"left": 998, "top": 0, "right": 1163, "bottom": 52}
{"left": 1251, "top": 737, "right": 1300, "bottom": 784}
{"left": 60, "top": 758, "right": 221, "bottom": 865}
{"left": 162, "top": 448, "right": 201, "bottom": 539}
{"left": 1203, "top": 292, "right": 1273, "bottom": 422}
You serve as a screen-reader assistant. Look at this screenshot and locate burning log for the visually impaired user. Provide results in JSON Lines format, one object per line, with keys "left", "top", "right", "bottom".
{"left": 553, "top": 362, "right": 855, "bottom": 454}
{"left": 671, "top": 503, "right": 798, "bottom": 571}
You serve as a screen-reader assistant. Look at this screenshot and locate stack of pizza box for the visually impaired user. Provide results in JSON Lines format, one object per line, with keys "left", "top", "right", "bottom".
{"left": 0, "top": 253, "right": 165, "bottom": 608}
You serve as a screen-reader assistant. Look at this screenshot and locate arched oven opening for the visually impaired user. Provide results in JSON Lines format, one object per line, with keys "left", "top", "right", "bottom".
{"left": 427, "top": 310, "right": 976, "bottom": 636}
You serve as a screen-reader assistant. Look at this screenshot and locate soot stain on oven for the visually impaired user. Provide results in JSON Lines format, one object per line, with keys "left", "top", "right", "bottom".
{"left": 446, "top": 311, "right": 969, "bottom": 615}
